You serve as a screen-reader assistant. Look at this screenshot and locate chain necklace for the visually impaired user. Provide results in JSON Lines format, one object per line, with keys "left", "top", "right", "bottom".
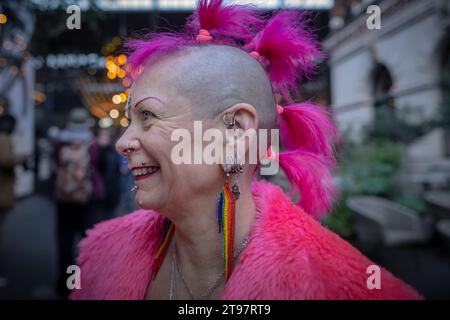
{"left": 169, "top": 236, "right": 250, "bottom": 300}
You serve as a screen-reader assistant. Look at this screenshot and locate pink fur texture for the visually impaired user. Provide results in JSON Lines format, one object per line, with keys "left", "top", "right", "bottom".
{"left": 245, "top": 11, "right": 323, "bottom": 101}
{"left": 71, "top": 180, "right": 422, "bottom": 300}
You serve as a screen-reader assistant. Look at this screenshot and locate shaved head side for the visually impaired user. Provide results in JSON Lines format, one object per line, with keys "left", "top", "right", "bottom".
{"left": 142, "top": 45, "right": 278, "bottom": 130}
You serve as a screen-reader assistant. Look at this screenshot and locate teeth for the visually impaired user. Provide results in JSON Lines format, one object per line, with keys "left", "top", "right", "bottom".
{"left": 133, "top": 166, "right": 159, "bottom": 176}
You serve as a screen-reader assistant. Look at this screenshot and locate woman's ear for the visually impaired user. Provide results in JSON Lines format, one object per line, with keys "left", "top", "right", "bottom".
{"left": 232, "top": 103, "right": 258, "bottom": 132}
{"left": 221, "top": 103, "right": 259, "bottom": 171}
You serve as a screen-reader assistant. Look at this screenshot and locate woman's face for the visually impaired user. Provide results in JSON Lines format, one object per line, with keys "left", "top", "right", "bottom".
{"left": 116, "top": 67, "right": 223, "bottom": 214}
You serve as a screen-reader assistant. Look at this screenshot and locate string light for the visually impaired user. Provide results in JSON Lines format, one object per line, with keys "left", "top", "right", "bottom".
{"left": 112, "top": 94, "right": 122, "bottom": 104}
{"left": 117, "top": 54, "right": 127, "bottom": 65}
{"left": 107, "top": 71, "right": 116, "bottom": 79}
{"left": 117, "top": 68, "right": 126, "bottom": 78}
{"left": 0, "top": 14, "right": 7, "bottom": 24}
{"left": 99, "top": 117, "right": 113, "bottom": 128}
{"left": 120, "top": 117, "right": 129, "bottom": 127}
{"left": 109, "top": 109, "right": 120, "bottom": 119}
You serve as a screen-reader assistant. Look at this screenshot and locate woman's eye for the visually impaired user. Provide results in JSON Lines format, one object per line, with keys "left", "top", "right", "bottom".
{"left": 141, "top": 110, "right": 155, "bottom": 121}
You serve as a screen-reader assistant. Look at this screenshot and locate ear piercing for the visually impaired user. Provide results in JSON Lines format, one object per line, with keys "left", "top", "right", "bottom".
{"left": 223, "top": 113, "right": 236, "bottom": 129}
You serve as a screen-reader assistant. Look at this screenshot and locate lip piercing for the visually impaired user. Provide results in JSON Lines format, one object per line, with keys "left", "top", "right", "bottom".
{"left": 131, "top": 185, "right": 138, "bottom": 192}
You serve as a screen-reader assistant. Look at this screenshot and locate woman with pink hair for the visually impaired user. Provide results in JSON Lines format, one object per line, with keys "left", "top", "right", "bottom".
{"left": 71, "top": 0, "right": 421, "bottom": 300}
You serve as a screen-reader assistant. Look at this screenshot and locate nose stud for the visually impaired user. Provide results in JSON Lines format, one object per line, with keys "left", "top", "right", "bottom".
{"left": 124, "top": 142, "right": 135, "bottom": 155}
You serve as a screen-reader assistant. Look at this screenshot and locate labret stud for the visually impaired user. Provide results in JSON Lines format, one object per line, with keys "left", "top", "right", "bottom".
{"left": 131, "top": 185, "right": 139, "bottom": 192}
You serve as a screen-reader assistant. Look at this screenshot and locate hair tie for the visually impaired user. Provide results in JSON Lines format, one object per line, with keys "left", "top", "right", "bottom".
{"left": 276, "top": 104, "right": 284, "bottom": 115}
{"left": 250, "top": 51, "right": 260, "bottom": 60}
{"left": 267, "top": 145, "right": 278, "bottom": 161}
{"left": 196, "top": 29, "right": 213, "bottom": 41}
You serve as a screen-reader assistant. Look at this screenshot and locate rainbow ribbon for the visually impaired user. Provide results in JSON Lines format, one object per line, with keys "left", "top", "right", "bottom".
{"left": 216, "top": 182, "right": 236, "bottom": 280}
{"left": 152, "top": 220, "right": 175, "bottom": 280}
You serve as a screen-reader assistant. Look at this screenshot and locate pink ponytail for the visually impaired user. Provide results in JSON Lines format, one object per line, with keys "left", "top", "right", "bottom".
{"left": 185, "top": 0, "right": 264, "bottom": 44}
{"left": 126, "top": 0, "right": 265, "bottom": 78}
{"left": 279, "top": 150, "right": 337, "bottom": 219}
{"left": 245, "top": 11, "right": 323, "bottom": 102}
{"left": 279, "top": 102, "right": 338, "bottom": 161}
{"left": 275, "top": 102, "right": 338, "bottom": 218}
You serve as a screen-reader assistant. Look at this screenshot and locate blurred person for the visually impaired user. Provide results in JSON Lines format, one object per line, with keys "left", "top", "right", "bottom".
{"left": 0, "top": 114, "right": 26, "bottom": 222}
{"left": 118, "top": 158, "right": 138, "bottom": 215}
{"left": 72, "top": 1, "right": 421, "bottom": 300}
{"left": 54, "top": 108, "right": 94, "bottom": 298}
{"left": 88, "top": 127, "right": 122, "bottom": 225}
{"left": 0, "top": 113, "right": 27, "bottom": 288}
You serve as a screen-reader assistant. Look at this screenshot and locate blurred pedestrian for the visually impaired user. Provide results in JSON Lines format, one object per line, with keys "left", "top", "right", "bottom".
{"left": 0, "top": 113, "right": 26, "bottom": 288}
{"left": 54, "top": 108, "right": 93, "bottom": 298}
{"left": 88, "top": 127, "right": 122, "bottom": 225}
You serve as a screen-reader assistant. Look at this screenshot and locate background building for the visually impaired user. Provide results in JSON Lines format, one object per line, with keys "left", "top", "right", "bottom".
{"left": 324, "top": 0, "right": 450, "bottom": 191}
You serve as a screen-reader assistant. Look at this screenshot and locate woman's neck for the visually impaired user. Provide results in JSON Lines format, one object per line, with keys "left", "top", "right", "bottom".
{"left": 170, "top": 179, "right": 256, "bottom": 283}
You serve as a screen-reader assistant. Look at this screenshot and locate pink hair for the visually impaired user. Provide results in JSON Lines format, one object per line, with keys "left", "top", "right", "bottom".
{"left": 125, "top": 0, "right": 264, "bottom": 78}
{"left": 245, "top": 11, "right": 323, "bottom": 102}
{"left": 243, "top": 11, "right": 336, "bottom": 218}
{"left": 124, "top": 1, "right": 338, "bottom": 218}
{"left": 125, "top": 33, "right": 191, "bottom": 79}
{"left": 279, "top": 102, "right": 338, "bottom": 161}
{"left": 279, "top": 150, "right": 337, "bottom": 219}
{"left": 185, "top": 0, "right": 265, "bottom": 44}
{"left": 276, "top": 102, "right": 338, "bottom": 218}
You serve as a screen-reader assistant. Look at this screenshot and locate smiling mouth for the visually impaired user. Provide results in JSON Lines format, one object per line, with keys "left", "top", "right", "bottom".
{"left": 131, "top": 166, "right": 160, "bottom": 181}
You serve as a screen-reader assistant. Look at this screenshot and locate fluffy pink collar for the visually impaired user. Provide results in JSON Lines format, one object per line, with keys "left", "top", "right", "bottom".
{"left": 71, "top": 180, "right": 421, "bottom": 300}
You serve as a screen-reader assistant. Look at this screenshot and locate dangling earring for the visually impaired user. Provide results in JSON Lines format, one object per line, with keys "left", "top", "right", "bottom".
{"left": 216, "top": 166, "right": 236, "bottom": 280}
{"left": 216, "top": 154, "right": 239, "bottom": 279}
{"left": 216, "top": 113, "right": 246, "bottom": 279}
{"left": 231, "top": 161, "right": 243, "bottom": 200}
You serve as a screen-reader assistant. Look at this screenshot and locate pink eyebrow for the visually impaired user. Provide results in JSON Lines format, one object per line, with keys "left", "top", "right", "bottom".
{"left": 133, "top": 96, "right": 165, "bottom": 109}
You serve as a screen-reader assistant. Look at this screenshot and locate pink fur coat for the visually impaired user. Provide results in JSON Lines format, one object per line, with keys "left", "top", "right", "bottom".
{"left": 71, "top": 180, "right": 422, "bottom": 300}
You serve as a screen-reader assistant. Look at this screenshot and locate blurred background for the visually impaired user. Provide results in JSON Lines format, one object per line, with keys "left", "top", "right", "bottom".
{"left": 0, "top": 0, "right": 449, "bottom": 299}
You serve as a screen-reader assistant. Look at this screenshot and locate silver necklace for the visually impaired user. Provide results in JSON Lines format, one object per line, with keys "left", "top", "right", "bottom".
{"left": 171, "top": 236, "right": 250, "bottom": 300}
